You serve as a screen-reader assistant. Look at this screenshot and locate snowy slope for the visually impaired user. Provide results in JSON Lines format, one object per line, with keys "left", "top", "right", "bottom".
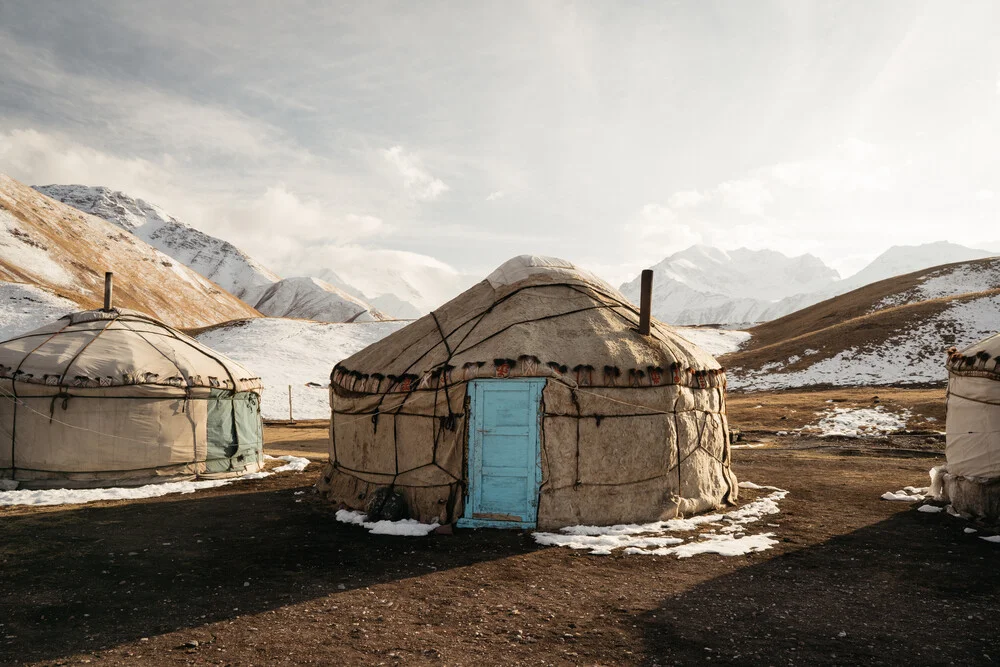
{"left": 253, "top": 277, "right": 389, "bottom": 322}
{"left": 195, "top": 318, "right": 406, "bottom": 419}
{"left": 620, "top": 246, "right": 840, "bottom": 325}
{"left": 674, "top": 327, "right": 751, "bottom": 357}
{"left": 729, "top": 293, "right": 1000, "bottom": 390}
{"left": 315, "top": 249, "right": 476, "bottom": 315}
{"left": 725, "top": 258, "right": 1000, "bottom": 390}
{"left": 0, "top": 174, "right": 259, "bottom": 328}
{"left": 35, "top": 184, "right": 282, "bottom": 305}
{"left": 0, "top": 281, "right": 78, "bottom": 340}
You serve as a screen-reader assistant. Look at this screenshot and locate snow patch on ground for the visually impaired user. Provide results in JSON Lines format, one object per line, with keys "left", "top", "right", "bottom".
{"left": 881, "top": 486, "right": 927, "bottom": 502}
{"left": 196, "top": 318, "right": 406, "bottom": 419}
{"left": 802, "top": 406, "right": 910, "bottom": 437}
{"left": 674, "top": 327, "right": 751, "bottom": 356}
{"left": 0, "top": 454, "right": 311, "bottom": 507}
{"left": 335, "top": 509, "right": 440, "bottom": 536}
{"left": 264, "top": 454, "right": 311, "bottom": 472}
{"left": 730, "top": 294, "right": 1000, "bottom": 390}
{"left": 532, "top": 484, "right": 787, "bottom": 557}
{"left": 1, "top": 475, "right": 250, "bottom": 507}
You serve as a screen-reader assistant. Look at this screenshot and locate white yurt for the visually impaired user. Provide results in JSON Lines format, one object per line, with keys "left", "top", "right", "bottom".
{"left": 0, "top": 307, "right": 264, "bottom": 489}
{"left": 319, "top": 255, "right": 738, "bottom": 530}
{"left": 938, "top": 335, "right": 1000, "bottom": 519}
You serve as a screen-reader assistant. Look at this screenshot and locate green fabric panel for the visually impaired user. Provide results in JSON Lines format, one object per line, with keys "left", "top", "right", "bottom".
{"left": 206, "top": 390, "right": 263, "bottom": 473}
{"left": 233, "top": 391, "right": 264, "bottom": 467}
{"left": 206, "top": 388, "right": 237, "bottom": 473}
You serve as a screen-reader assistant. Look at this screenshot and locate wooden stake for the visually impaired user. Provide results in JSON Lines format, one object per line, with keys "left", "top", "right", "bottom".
{"left": 288, "top": 384, "right": 293, "bottom": 421}
{"left": 103, "top": 272, "right": 113, "bottom": 311}
{"left": 638, "top": 269, "right": 653, "bottom": 335}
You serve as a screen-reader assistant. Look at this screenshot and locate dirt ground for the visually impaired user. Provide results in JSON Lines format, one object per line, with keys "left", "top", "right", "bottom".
{"left": 3, "top": 392, "right": 999, "bottom": 666}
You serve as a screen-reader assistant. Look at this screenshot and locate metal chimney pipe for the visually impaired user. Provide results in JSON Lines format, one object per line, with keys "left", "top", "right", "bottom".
{"left": 638, "top": 269, "right": 653, "bottom": 336}
{"left": 103, "top": 272, "right": 113, "bottom": 311}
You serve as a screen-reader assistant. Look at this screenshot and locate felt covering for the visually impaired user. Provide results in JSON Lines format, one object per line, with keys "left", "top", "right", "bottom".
{"left": 318, "top": 255, "right": 739, "bottom": 530}
{"left": 941, "top": 333, "right": 1000, "bottom": 519}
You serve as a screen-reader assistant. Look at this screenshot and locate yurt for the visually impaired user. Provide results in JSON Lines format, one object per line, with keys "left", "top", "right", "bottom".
{"left": 0, "top": 306, "right": 264, "bottom": 489}
{"left": 938, "top": 335, "right": 1000, "bottom": 519}
{"left": 318, "top": 256, "right": 738, "bottom": 530}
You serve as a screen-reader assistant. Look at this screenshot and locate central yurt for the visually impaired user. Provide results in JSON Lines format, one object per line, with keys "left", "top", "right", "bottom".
{"left": 938, "top": 335, "right": 1000, "bottom": 519}
{"left": 0, "top": 306, "right": 264, "bottom": 489}
{"left": 319, "top": 255, "right": 738, "bottom": 530}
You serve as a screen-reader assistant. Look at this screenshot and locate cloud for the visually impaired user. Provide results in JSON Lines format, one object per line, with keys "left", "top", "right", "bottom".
{"left": 976, "top": 189, "right": 995, "bottom": 201}
{"left": 0, "top": 128, "right": 174, "bottom": 200}
{"left": 667, "top": 190, "right": 706, "bottom": 209}
{"left": 486, "top": 190, "right": 505, "bottom": 201}
{"left": 382, "top": 146, "right": 449, "bottom": 202}
{"left": 716, "top": 178, "right": 774, "bottom": 216}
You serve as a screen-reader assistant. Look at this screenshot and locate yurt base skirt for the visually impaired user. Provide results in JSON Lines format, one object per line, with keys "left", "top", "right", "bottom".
{"left": 936, "top": 470, "right": 1000, "bottom": 522}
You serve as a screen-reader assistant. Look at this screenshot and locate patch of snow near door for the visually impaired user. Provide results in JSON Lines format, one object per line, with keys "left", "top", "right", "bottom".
{"left": 802, "top": 406, "right": 910, "bottom": 437}
{"left": 0, "top": 281, "right": 78, "bottom": 340}
{"left": 729, "top": 295, "right": 1000, "bottom": 390}
{"left": 196, "top": 318, "right": 406, "bottom": 419}
{"left": 335, "top": 509, "right": 440, "bottom": 536}
{"left": 532, "top": 484, "right": 787, "bottom": 557}
{"left": 673, "top": 327, "right": 751, "bottom": 356}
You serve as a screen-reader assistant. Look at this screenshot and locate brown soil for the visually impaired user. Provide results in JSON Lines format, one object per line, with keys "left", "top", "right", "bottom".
{"left": 3, "top": 423, "right": 999, "bottom": 666}
{"left": 727, "top": 386, "right": 946, "bottom": 435}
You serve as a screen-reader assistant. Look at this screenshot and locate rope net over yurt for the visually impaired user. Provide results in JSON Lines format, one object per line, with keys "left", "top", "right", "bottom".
{"left": 0, "top": 308, "right": 264, "bottom": 488}
{"left": 939, "top": 335, "right": 1000, "bottom": 519}
{"left": 319, "top": 256, "right": 738, "bottom": 530}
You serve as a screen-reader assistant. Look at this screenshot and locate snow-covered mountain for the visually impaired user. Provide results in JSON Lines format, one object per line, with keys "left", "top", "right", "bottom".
{"left": 35, "top": 184, "right": 397, "bottom": 323}
{"left": 838, "top": 242, "right": 995, "bottom": 292}
{"left": 34, "top": 184, "right": 281, "bottom": 305}
{"left": 315, "top": 248, "right": 477, "bottom": 316}
{"left": 253, "top": 277, "right": 387, "bottom": 322}
{"left": 0, "top": 174, "right": 259, "bottom": 329}
{"left": 622, "top": 242, "right": 997, "bottom": 326}
{"left": 620, "top": 246, "right": 840, "bottom": 325}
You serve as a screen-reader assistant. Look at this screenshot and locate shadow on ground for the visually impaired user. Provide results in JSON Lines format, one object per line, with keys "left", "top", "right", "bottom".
{"left": 0, "top": 482, "right": 537, "bottom": 665}
{"left": 638, "top": 509, "right": 1000, "bottom": 665}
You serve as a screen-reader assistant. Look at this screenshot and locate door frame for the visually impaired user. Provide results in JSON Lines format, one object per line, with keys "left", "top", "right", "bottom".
{"left": 457, "top": 378, "right": 544, "bottom": 529}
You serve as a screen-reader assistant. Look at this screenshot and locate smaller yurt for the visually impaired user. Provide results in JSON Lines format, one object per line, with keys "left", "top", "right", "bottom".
{"left": 939, "top": 335, "right": 1000, "bottom": 519}
{"left": 319, "top": 255, "right": 738, "bottom": 530}
{"left": 0, "top": 307, "right": 264, "bottom": 489}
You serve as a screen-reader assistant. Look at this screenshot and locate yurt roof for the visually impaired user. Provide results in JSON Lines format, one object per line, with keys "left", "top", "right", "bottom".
{"left": 0, "top": 308, "right": 262, "bottom": 391}
{"left": 947, "top": 332, "right": 1000, "bottom": 380}
{"left": 333, "top": 255, "right": 720, "bottom": 392}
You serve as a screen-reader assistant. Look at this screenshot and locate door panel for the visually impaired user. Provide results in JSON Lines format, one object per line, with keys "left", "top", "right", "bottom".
{"left": 459, "top": 379, "right": 543, "bottom": 529}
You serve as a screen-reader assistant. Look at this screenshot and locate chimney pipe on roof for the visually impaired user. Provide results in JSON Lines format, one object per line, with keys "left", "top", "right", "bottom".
{"left": 638, "top": 269, "right": 653, "bottom": 336}
{"left": 103, "top": 272, "right": 113, "bottom": 311}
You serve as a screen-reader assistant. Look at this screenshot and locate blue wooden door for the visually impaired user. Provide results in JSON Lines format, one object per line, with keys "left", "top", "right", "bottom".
{"left": 459, "top": 379, "right": 544, "bottom": 529}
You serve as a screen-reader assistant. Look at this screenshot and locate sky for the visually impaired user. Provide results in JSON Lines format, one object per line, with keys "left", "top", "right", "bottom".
{"left": 1, "top": 0, "right": 999, "bottom": 290}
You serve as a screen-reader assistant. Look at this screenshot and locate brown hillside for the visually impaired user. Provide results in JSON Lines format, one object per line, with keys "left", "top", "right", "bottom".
{"left": 743, "top": 256, "right": 1000, "bottom": 350}
{"left": 0, "top": 174, "right": 260, "bottom": 329}
{"left": 720, "top": 257, "right": 1000, "bottom": 388}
